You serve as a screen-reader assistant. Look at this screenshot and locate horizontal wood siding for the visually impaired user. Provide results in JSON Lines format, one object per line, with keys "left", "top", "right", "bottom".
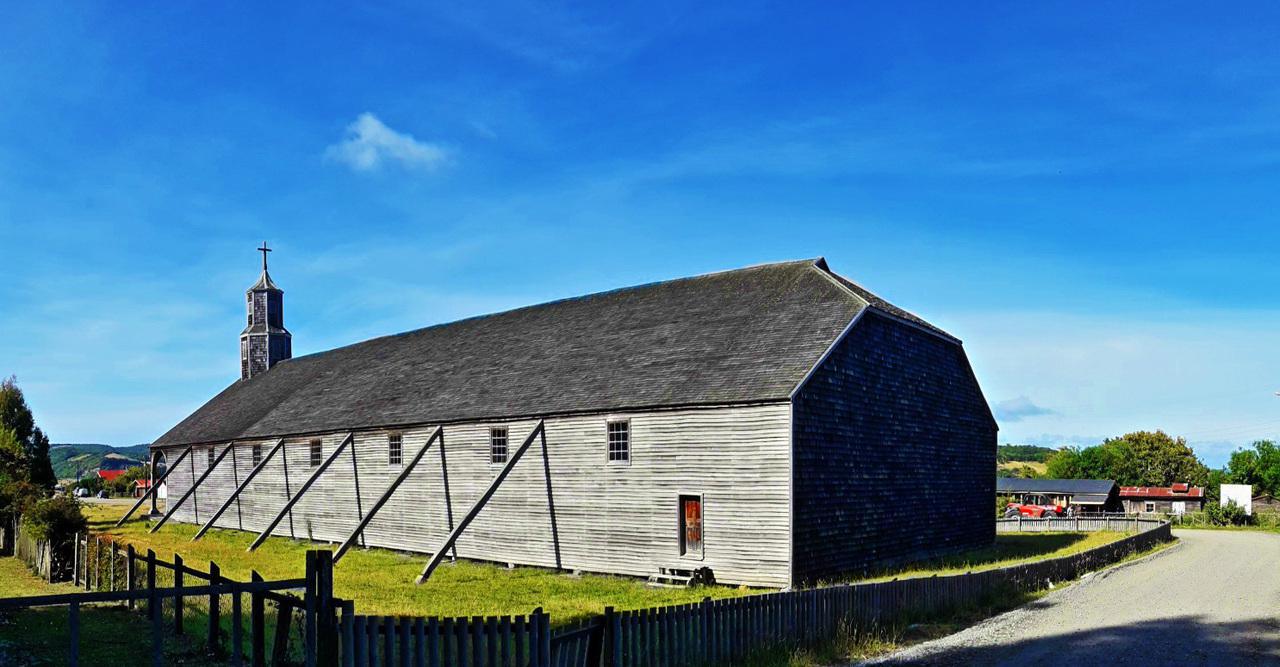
{"left": 154, "top": 403, "right": 791, "bottom": 587}
{"left": 790, "top": 310, "right": 996, "bottom": 584}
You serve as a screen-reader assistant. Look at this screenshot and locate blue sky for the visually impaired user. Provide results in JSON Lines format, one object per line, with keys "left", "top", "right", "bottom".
{"left": 2, "top": 3, "right": 1279, "bottom": 466}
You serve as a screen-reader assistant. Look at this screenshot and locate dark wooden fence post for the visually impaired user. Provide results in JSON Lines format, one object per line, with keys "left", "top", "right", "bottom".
{"left": 174, "top": 553, "right": 184, "bottom": 635}
{"left": 251, "top": 570, "right": 265, "bottom": 667}
{"left": 72, "top": 532, "right": 80, "bottom": 587}
{"left": 209, "top": 561, "right": 222, "bottom": 656}
{"left": 146, "top": 549, "right": 157, "bottom": 620}
{"left": 599, "top": 606, "right": 616, "bottom": 667}
{"left": 150, "top": 557, "right": 163, "bottom": 667}
{"left": 311, "top": 550, "right": 338, "bottom": 666}
{"left": 110, "top": 542, "right": 118, "bottom": 592}
{"left": 232, "top": 586, "right": 244, "bottom": 666}
{"left": 126, "top": 544, "right": 136, "bottom": 610}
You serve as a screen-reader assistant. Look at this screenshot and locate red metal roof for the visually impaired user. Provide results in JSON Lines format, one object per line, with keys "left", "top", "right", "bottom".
{"left": 1119, "top": 485, "right": 1204, "bottom": 498}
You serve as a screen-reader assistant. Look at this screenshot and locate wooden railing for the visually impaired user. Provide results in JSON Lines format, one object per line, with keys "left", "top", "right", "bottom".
{"left": 996, "top": 516, "right": 1167, "bottom": 533}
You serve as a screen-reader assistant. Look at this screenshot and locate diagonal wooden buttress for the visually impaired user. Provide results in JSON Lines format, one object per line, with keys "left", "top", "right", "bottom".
{"left": 333, "top": 426, "right": 444, "bottom": 564}
{"left": 248, "top": 433, "right": 354, "bottom": 552}
{"left": 192, "top": 438, "right": 286, "bottom": 541}
{"left": 150, "top": 442, "right": 237, "bottom": 533}
{"left": 416, "top": 420, "right": 545, "bottom": 584}
{"left": 115, "top": 446, "right": 193, "bottom": 527}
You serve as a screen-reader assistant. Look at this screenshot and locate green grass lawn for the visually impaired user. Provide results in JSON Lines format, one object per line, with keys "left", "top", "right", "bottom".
{"left": 78, "top": 502, "right": 1129, "bottom": 623}
{"left": 855, "top": 530, "right": 1126, "bottom": 583}
{"left": 81, "top": 502, "right": 752, "bottom": 625}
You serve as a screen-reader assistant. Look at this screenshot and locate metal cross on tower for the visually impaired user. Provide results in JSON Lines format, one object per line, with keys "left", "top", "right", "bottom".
{"left": 258, "top": 241, "right": 271, "bottom": 271}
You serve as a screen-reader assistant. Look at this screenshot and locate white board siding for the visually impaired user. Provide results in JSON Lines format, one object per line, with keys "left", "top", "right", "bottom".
{"left": 155, "top": 403, "right": 792, "bottom": 587}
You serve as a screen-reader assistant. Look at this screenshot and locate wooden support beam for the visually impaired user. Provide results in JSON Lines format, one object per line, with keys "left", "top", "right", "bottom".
{"left": 248, "top": 433, "right": 354, "bottom": 552}
{"left": 333, "top": 426, "right": 443, "bottom": 564}
{"left": 416, "top": 420, "right": 545, "bottom": 584}
{"left": 193, "top": 439, "right": 285, "bottom": 541}
{"left": 150, "top": 443, "right": 236, "bottom": 533}
{"left": 116, "top": 446, "right": 193, "bottom": 527}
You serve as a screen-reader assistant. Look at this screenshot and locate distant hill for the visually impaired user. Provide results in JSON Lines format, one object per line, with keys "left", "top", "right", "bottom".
{"left": 49, "top": 443, "right": 149, "bottom": 480}
{"left": 997, "top": 444, "right": 1058, "bottom": 464}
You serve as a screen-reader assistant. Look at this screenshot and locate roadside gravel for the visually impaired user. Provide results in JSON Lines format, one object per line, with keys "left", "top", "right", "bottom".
{"left": 861, "top": 530, "right": 1280, "bottom": 666}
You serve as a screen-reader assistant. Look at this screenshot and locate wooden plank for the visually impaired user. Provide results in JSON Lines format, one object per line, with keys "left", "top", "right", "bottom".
{"left": 208, "top": 562, "right": 221, "bottom": 656}
{"left": 194, "top": 439, "right": 285, "bottom": 541}
{"left": 334, "top": 426, "right": 443, "bottom": 563}
{"left": 251, "top": 570, "right": 265, "bottom": 667}
{"left": 152, "top": 443, "right": 236, "bottom": 533}
{"left": 415, "top": 421, "right": 544, "bottom": 584}
{"left": 173, "top": 554, "right": 184, "bottom": 635}
{"left": 116, "top": 446, "right": 192, "bottom": 526}
{"left": 249, "top": 433, "right": 354, "bottom": 552}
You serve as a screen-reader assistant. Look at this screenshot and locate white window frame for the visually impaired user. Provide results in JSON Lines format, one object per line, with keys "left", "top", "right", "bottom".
{"left": 251, "top": 444, "right": 263, "bottom": 467}
{"left": 489, "top": 427, "right": 509, "bottom": 466}
{"left": 1144, "top": 501, "right": 1155, "bottom": 513}
{"left": 606, "top": 419, "right": 631, "bottom": 465}
{"left": 387, "top": 433, "right": 403, "bottom": 466}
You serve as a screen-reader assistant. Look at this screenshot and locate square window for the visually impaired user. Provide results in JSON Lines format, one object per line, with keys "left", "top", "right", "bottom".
{"left": 607, "top": 421, "right": 630, "bottom": 462}
{"left": 1145, "top": 502, "right": 1155, "bottom": 513}
{"left": 490, "top": 427, "right": 509, "bottom": 465}
{"left": 388, "top": 433, "right": 403, "bottom": 465}
{"left": 309, "top": 439, "right": 322, "bottom": 467}
{"left": 252, "top": 444, "right": 263, "bottom": 466}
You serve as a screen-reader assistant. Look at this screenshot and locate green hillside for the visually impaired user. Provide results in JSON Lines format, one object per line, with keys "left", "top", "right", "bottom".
{"left": 996, "top": 444, "right": 1058, "bottom": 464}
{"left": 49, "top": 443, "right": 149, "bottom": 480}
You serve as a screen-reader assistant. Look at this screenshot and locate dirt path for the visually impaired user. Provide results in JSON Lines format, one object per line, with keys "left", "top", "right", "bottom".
{"left": 864, "top": 530, "right": 1280, "bottom": 666}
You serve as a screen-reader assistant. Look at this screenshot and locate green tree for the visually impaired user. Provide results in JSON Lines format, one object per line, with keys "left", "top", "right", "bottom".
{"left": 1226, "top": 440, "right": 1280, "bottom": 498}
{"left": 0, "top": 427, "right": 41, "bottom": 524}
{"left": 1102, "top": 430, "right": 1208, "bottom": 487}
{"left": 1045, "top": 446, "right": 1085, "bottom": 479}
{"left": 0, "top": 377, "right": 56, "bottom": 490}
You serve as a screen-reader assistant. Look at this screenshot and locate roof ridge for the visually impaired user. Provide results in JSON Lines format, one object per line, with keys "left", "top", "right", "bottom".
{"left": 278, "top": 258, "right": 829, "bottom": 365}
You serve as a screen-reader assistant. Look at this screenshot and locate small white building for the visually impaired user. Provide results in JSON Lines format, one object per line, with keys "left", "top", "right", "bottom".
{"left": 1220, "top": 484, "right": 1253, "bottom": 515}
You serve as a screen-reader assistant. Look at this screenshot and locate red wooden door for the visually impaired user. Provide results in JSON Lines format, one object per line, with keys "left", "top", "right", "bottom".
{"left": 680, "top": 496, "right": 702, "bottom": 556}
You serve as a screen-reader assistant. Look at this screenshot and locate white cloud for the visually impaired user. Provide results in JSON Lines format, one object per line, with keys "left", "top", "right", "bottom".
{"left": 325, "top": 113, "right": 448, "bottom": 172}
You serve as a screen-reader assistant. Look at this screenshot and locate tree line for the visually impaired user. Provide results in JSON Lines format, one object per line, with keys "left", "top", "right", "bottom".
{"left": 1004, "top": 430, "right": 1280, "bottom": 502}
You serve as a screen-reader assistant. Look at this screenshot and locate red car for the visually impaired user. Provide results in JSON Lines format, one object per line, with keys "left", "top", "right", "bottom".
{"left": 1004, "top": 494, "right": 1071, "bottom": 518}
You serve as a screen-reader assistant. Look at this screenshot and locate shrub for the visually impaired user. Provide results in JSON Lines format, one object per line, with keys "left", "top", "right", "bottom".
{"left": 1204, "top": 500, "right": 1253, "bottom": 526}
{"left": 22, "top": 494, "right": 87, "bottom": 545}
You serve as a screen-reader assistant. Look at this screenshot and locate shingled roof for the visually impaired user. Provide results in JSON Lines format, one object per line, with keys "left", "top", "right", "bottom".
{"left": 154, "top": 258, "right": 955, "bottom": 447}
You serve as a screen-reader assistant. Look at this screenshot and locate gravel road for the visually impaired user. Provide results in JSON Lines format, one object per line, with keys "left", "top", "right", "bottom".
{"left": 863, "top": 530, "right": 1280, "bottom": 666}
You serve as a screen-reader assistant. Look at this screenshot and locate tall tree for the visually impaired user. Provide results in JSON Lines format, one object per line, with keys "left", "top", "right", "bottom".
{"left": 1044, "top": 430, "right": 1208, "bottom": 487}
{"left": 0, "top": 377, "right": 56, "bottom": 490}
{"left": 1227, "top": 440, "right": 1280, "bottom": 498}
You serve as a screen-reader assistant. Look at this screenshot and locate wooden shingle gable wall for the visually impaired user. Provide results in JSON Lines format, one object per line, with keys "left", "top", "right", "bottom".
{"left": 789, "top": 310, "right": 996, "bottom": 584}
{"left": 156, "top": 403, "right": 793, "bottom": 587}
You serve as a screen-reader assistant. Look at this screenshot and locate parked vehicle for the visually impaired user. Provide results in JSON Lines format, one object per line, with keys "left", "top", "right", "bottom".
{"left": 1004, "top": 494, "right": 1072, "bottom": 518}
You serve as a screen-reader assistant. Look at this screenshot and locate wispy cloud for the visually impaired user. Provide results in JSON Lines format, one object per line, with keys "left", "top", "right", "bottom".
{"left": 325, "top": 113, "right": 449, "bottom": 172}
{"left": 993, "top": 395, "right": 1057, "bottom": 423}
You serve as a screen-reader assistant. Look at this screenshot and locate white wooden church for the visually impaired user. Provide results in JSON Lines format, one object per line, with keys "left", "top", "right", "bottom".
{"left": 143, "top": 248, "right": 995, "bottom": 588}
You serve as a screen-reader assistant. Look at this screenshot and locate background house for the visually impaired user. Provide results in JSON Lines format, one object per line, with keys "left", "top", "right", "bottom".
{"left": 1120, "top": 483, "right": 1205, "bottom": 514}
{"left": 996, "top": 478, "right": 1121, "bottom": 513}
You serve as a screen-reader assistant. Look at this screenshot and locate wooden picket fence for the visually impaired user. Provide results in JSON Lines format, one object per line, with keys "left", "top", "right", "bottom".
{"left": 2, "top": 520, "right": 1171, "bottom": 666}
{"left": 996, "top": 516, "right": 1165, "bottom": 533}
{"left": 334, "top": 520, "right": 1173, "bottom": 667}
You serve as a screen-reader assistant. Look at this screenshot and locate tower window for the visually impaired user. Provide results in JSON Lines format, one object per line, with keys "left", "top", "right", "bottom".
{"left": 208, "top": 447, "right": 216, "bottom": 469}
{"left": 388, "top": 433, "right": 403, "bottom": 465}
{"left": 252, "top": 444, "right": 263, "bottom": 466}
{"left": 607, "top": 420, "right": 630, "bottom": 463}
{"left": 490, "top": 427, "right": 509, "bottom": 465}
{"left": 309, "top": 439, "right": 322, "bottom": 466}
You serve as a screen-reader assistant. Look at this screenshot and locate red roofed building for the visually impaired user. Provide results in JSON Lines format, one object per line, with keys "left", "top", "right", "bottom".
{"left": 1120, "top": 483, "right": 1205, "bottom": 515}
{"left": 97, "top": 468, "right": 128, "bottom": 482}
